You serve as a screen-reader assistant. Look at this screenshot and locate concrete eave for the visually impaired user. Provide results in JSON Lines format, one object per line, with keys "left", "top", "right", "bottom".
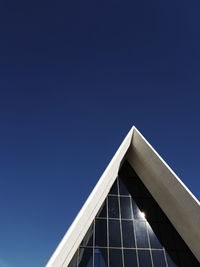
{"left": 127, "top": 128, "right": 200, "bottom": 262}
{"left": 46, "top": 127, "right": 200, "bottom": 266}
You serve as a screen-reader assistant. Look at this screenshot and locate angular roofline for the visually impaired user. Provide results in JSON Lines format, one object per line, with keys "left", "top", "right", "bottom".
{"left": 132, "top": 127, "right": 199, "bottom": 204}
{"left": 46, "top": 127, "right": 200, "bottom": 266}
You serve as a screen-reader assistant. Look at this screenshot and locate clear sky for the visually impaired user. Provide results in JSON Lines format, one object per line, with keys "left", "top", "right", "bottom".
{"left": 0, "top": 0, "right": 200, "bottom": 266}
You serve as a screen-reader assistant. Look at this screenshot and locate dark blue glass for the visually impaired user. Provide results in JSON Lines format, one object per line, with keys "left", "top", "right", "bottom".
{"left": 98, "top": 200, "right": 107, "bottom": 218}
{"left": 123, "top": 249, "right": 137, "bottom": 267}
{"left": 122, "top": 220, "right": 136, "bottom": 248}
{"left": 109, "top": 249, "right": 123, "bottom": 267}
{"left": 135, "top": 221, "right": 149, "bottom": 248}
{"left": 131, "top": 198, "right": 144, "bottom": 220}
{"left": 81, "top": 222, "right": 94, "bottom": 247}
{"left": 95, "top": 219, "right": 107, "bottom": 247}
{"left": 147, "top": 223, "right": 163, "bottom": 249}
{"left": 138, "top": 250, "right": 152, "bottom": 267}
{"left": 78, "top": 248, "right": 93, "bottom": 267}
{"left": 109, "top": 180, "right": 118, "bottom": 195}
{"left": 73, "top": 161, "right": 200, "bottom": 267}
{"left": 109, "top": 219, "right": 121, "bottom": 247}
{"left": 152, "top": 250, "right": 167, "bottom": 267}
{"left": 120, "top": 197, "right": 132, "bottom": 219}
{"left": 118, "top": 177, "right": 130, "bottom": 195}
{"left": 94, "top": 248, "right": 107, "bottom": 267}
{"left": 108, "top": 196, "right": 119, "bottom": 218}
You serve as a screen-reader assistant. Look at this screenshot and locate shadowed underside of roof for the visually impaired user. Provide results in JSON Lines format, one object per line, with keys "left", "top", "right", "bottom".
{"left": 46, "top": 127, "right": 200, "bottom": 267}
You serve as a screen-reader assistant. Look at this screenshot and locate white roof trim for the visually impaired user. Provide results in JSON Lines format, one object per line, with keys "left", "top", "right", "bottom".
{"left": 46, "top": 127, "right": 200, "bottom": 266}
{"left": 46, "top": 126, "right": 134, "bottom": 267}
{"left": 127, "top": 128, "right": 200, "bottom": 262}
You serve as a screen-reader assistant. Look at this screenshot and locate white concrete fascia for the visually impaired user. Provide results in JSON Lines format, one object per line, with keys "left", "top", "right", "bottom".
{"left": 46, "top": 127, "right": 200, "bottom": 266}
{"left": 127, "top": 128, "right": 200, "bottom": 262}
{"left": 46, "top": 126, "right": 135, "bottom": 267}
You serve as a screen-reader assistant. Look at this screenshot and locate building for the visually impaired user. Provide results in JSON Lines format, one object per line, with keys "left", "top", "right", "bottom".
{"left": 46, "top": 127, "right": 200, "bottom": 267}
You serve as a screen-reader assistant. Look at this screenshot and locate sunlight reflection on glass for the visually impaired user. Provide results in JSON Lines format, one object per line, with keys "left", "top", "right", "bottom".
{"left": 140, "top": 211, "right": 146, "bottom": 219}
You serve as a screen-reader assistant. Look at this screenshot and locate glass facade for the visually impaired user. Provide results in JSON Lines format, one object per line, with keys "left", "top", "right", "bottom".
{"left": 68, "top": 161, "right": 199, "bottom": 267}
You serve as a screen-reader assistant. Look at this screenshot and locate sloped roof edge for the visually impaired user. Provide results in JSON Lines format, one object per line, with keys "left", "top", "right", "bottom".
{"left": 46, "top": 126, "right": 135, "bottom": 267}
{"left": 127, "top": 128, "right": 200, "bottom": 262}
{"left": 46, "top": 127, "right": 200, "bottom": 266}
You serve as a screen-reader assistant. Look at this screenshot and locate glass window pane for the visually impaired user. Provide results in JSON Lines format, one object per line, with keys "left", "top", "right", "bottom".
{"left": 138, "top": 250, "right": 152, "bottom": 267}
{"left": 119, "top": 177, "right": 130, "bottom": 195}
{"left": 109, "top": 219, "right": 121, "bottom": 247}
{"left": 81, "top": 222, "right": 94, "bottom": 247}
{"left": 124, "top": 249, "right": 137, "bottom": 267}
{"left": 120, "top": 197, "right": 132, "bottom": 219}
{"left": 108, "top": 196, "right": 119, "bottom": 218}
{"left": 73, "top": 161, "right": 200, "bottom": 267}
{"left": 122, "top": 220, "right": 136, "bottom": 248}
{"left": 109, "top": 249, "right": 123, "bottom": 267}
{"left": 152, "top": 250, "right": 167, "bottom": 267}
{"left": 147, "top": 223, "right": 163, "bottom": 249}
{"left": 135, "top": 221, "right": 149, "bottom": 248}
{"left": 78, "top": 248, "right": 93, "bottom": 267}
{"left": 94, "top": 248, "right": 108, "bottom": 267}
{"left": 98, "top": 200, "right": 107, "bottom": 218}
{"left": 95, "top": 219, "right": 107, "bottom": 247}
{"left": 109, "top": 180, "right": 118, "bottom": 195}
{"left": 131, "top": 199, "right": 144, "bottom": 220}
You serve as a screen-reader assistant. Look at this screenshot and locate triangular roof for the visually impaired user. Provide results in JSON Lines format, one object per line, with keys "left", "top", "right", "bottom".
{"left": 46, "top": 127, "right": 200, "bottom": 266}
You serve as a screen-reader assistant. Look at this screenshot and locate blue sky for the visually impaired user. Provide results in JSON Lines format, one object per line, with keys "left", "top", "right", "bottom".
{"left": 0, "top": 0, "right": 200, "bottom": 266}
